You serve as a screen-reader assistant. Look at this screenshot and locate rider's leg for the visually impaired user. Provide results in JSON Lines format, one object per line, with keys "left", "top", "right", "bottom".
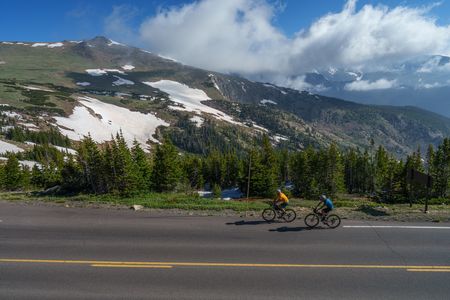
{"left": 321, "top": 208, "right": 331, "bottom": 221}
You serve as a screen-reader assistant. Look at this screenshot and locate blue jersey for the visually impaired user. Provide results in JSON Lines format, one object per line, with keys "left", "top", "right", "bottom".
{"left": 325, "top": 199, "right": 334, "bottom": 209}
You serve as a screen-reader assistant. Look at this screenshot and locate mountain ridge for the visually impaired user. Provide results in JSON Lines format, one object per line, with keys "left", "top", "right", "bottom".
{"left": 0, "top": 36, "right": 449, "bottom": 157}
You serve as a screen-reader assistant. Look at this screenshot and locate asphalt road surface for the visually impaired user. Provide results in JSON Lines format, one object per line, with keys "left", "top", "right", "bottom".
{"left": 0, "top": 201, "right": 449, "bottom": 299}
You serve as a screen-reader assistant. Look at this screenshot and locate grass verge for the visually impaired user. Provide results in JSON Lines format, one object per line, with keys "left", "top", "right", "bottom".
{"left": 0, "top": 192, "right": 448, "bottom": 222}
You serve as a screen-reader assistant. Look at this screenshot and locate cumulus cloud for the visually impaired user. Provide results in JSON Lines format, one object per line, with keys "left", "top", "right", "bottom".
{"left": 344, "top": 78, "right": 398, "bottom": 91}
{"left": 138, "top": 0, "right": 287, "bottom": 75}
{"left": 105, "top": 0, "right": 450, "bottom": 90}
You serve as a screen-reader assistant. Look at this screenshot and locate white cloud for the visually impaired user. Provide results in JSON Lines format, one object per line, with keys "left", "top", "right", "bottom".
{"left": 344, "top": 78, "right": 398, "bottom": 91}
{"left": 138, "top": 0, "right": 287, "bottom": 75}
{"left": 105, "top": 0, "right": 450, "bottom": 87}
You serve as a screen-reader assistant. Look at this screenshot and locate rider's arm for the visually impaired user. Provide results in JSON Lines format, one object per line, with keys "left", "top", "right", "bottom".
{"left": 315, "top": 202, "right": 324, "bottom": 210}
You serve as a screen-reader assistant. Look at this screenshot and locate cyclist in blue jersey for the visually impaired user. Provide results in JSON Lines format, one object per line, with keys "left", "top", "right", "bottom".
{"left": 316, "top": 194, "right": 334, "bottom": 220}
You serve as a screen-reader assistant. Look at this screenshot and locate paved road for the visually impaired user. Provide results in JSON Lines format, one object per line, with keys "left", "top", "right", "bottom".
{"left": 0, "top": 201, "right": 449, "bottom": 299}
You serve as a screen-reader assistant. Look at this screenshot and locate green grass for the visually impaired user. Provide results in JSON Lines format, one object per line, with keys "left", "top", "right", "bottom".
{"left": 0, "top": 192, "right": 448, "bottom": 221}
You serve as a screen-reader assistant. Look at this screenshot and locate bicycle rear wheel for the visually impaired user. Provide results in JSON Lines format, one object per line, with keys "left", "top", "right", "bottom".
{"left": 304, "top": 213, "right": 319, "bottom": 228}
{"left": 282, "top": 209, "right": 296, "bottom": 223}
{"left": 324, "top": 214, "right": 341, "bottom": 228}
{"left": 262, "top": 208, "right": 276, "bottom": 222}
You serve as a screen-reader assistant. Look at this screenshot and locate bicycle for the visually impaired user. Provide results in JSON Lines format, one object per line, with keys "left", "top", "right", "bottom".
{"left": 304, "top": 208, "right": 341, "bottom": 229}
{"left": 262, "top": 202, "right": 296, "bottom": 223}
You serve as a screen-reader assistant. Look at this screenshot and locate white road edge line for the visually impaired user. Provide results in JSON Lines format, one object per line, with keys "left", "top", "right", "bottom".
{"left": 343, "top": 225, "right": 450, "bottom": 229}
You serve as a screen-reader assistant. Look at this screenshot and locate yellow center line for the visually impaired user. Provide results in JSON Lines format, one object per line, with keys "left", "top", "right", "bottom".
{"left": 91, "top": 264, "right": 173, "bottom": 269}
{"left": 407, "top": 269, "right": 450, "bottom": 273}
{"left": 0, "top": 258, "right": 449, "bottom": 270}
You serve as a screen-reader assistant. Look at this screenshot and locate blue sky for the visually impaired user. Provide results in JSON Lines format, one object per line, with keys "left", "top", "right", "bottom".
{"left": 2, "top": 0, "right": 449, "bottom": 90}
{"left": 1, "top": 0, "right": 449, "bottom": 42}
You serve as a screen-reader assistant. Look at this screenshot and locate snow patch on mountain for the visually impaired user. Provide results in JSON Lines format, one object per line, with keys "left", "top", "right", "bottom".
{"left": 19, "top": 160, "right": 41, "bottom": 169}
{"left": 86, "top": 69, "right": 125, "bottom": 76}
{"left": 54, "top": 96, "right": 168, "bottom": 149}
{"left": 0, "top": 140, "right": 24, "bottom": 154}
{"left": 47, "top": 42, "right": 64, "bottom": 48}
{"left": 263, "top": 83, "right": 287, "bottom": 95}
{"left": 112, "top": 76, "right": 134, "bottom": 86}
{"left": 347, "top": 72, "right": 363, "bottom": 81}
{"left": 251, "top": 123, "right": 269, "bottom": 132}
{"left": 53, "top": 145, "right": 77, "bottom": 155}
{"left": 158, "top": 55, "right": 178, "bottom": 62}
{"left": 31, "top": 43, "right": 48, "bottom": 47}
{"left": 273, "top": 135, "right": 288, "bottom": 143}
{"left": 2, "top": 111, "right": 22, "bottom": 119}
{"left": 121, "top": 65, "right": 135, "bottom": 70}
{"left": 190, "top": 116, "right": 204, "bottom": 127}
{"left": 21, "top": 85, "right": 54, "bottom": 92}
{"left": 108, "top": 39, "right": 125, "bottom": 46}
{"left": 142, "top": 80, "right": 241, "bottom": 125}
{"left": 260, "top": 99, "right": 277, "bottom": 105}
{"left": 208, "top": 74, "right": 221, "bottom": 92}
{"left": 76, "top": 82, "right": 91, "bottom": 86}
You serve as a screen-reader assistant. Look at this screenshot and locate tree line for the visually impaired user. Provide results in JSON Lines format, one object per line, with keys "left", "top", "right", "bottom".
{"left": 1, "top": 132, "right": 450, "bottom": 202}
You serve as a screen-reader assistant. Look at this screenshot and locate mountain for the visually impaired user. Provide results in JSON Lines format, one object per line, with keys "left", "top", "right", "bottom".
{"left": 1, "top": 36, "right": 450, "bottom": 157}
{"left": 301, "top": 55, "right": 450, "bottom": 117}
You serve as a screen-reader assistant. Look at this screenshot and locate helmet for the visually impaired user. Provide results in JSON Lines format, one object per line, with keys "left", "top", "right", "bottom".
{"left": 320, "top": 194, "right": 327, "bottom": 201}
{"left": 277, "top": 189, "right": 282, "bottom": 193}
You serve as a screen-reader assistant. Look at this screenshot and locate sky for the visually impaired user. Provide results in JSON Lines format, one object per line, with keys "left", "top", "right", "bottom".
{"left": 1, "top": 0, "right": 450, "bottom": 89}
{"left": 2, "top": 0, "right": 449, "bottom": 41}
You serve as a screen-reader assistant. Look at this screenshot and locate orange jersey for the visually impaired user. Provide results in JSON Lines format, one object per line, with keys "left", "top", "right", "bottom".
{"left": 277, "top": 192, "right": 289, "bottom": 203}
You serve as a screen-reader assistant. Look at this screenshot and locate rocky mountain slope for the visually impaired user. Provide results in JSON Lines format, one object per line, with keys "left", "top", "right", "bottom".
{"left": 1, "top": 36, "right": 449, "bottom": 157}
{"left": 301, "top": 55, "right": 450, "bottom": 117}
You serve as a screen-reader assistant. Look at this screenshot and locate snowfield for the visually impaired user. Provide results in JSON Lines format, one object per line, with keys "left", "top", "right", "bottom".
{"left": 190, "top": 116, "right": 204, "bottom": 127}
{"left": 208, "top": 74, "right": 221, "bottom": 92}
{"left": 108, "top": 39, "right": 124, "bottom": 46}
{"left": 0, "top": 140, "right": 24, "bottom": 154}
{"left": 121, "top": 65, "right": 135, "bottom": 70}
{"left": 19, "top": 160, "right": 41, "bottom": 169}
{"left": 2, "top": 111, "right": 22, "bottom": 119}
{"left": 112, "top": 76, "right": 134, "bottom": 86}
{"left": 260, "top": 99, "right": 277, "bottom": 105}
{"left": 53, "top": 145, "right": 77, "bottom": 155}
{"left": 54, "top": 96, "right": 169, "bottom": 149}
{"left": 47, "top": 42, "right": 64, "bottom": 48}
{"left": 142, "top": 80, "right": 241, "bottom": 125}
{"left": 21, "top": 85, "right": 54, "bottom": 92}
{"left": 273, "top": 135, "right": 289, "bottom": 142}
{"left": 31, "top": 42, "right": 63, "bottom": 48}
{"left": 86, "top": 69, "right": 125, "bottom": 76}
{"left": 76, "top": 82, "right": 91, "bottom": 86}
{"left": 31, "top": 43, "right": 48, "bottom": 47}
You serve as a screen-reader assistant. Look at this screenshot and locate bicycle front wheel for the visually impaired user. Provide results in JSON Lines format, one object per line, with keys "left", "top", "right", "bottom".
{"left": 304, "top": 213, "right": 319, "bottom": 228}
{"left": 325, "top": 214, "right": 341, "bottom": 228}
{"left": 262, "top": 208, "right": 276, "bottom": 222}
{"left": 283, "top": 209, "right": 296, "bottom": 223}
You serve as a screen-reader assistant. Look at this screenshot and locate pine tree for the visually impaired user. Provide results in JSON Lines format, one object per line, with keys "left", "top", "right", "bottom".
{"left": 151, "top": 139, "right": 181, "bottom": 192}
{"left": 60, "top": 155, "right": 85, "bottom": 193}
{"left": 131, "top": 140, "right": 152, "bottom": 192}
{"left": 113, "top": 133, "right": 139, "bottom": 195}
{"left": 4, "top": 155, "right": 22, "bottom": 190}
{"left": 324, "top": 144, "right": 345, "bottom": 196}
{"left": 259, "top": 135, "right": 279, "bottom": 197}
{"left": 77, "top": 134, "right": 105, "bottom": 194}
